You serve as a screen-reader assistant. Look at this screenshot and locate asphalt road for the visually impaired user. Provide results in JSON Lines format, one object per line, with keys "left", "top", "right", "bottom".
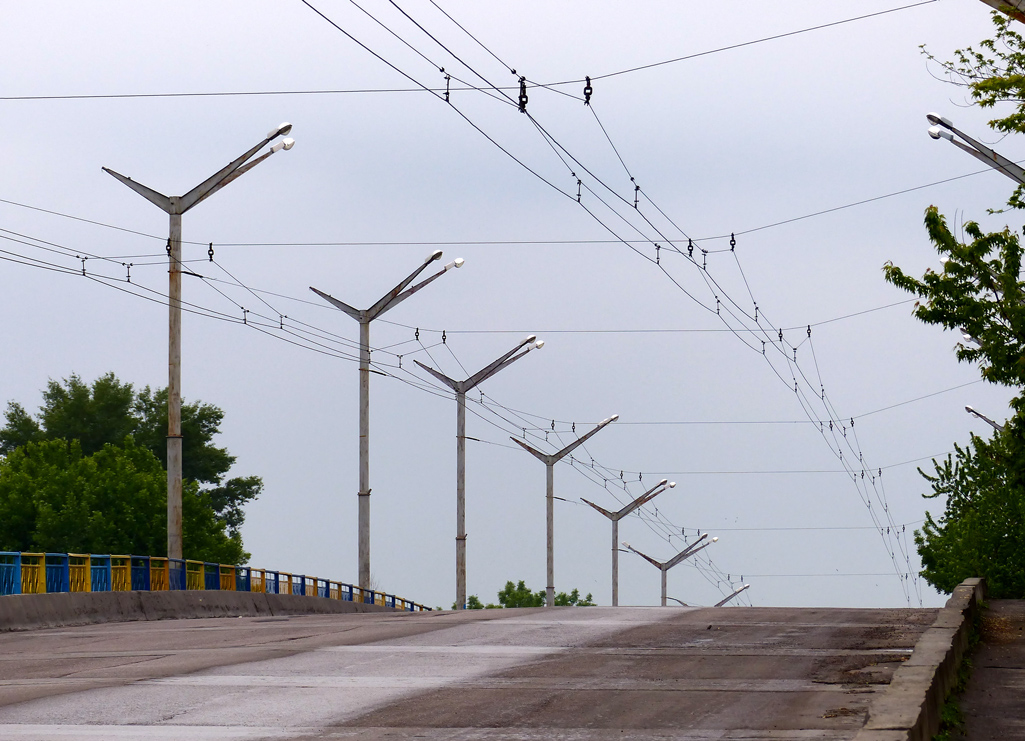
{"left": 0, "top": 605, "right": 936, "bottom": 740}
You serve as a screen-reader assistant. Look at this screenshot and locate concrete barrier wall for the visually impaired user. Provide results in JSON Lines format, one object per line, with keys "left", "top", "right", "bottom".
{"left": 855, "top": 577, "right": 985, "bottom": 741}
{"left": 0, "top": 589, "right": 395, "bottom": 632}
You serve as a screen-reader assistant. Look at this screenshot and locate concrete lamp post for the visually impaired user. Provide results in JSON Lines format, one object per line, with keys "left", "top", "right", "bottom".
{"left": 714, "top": 583, "right": 751, "bottom": 607}
{"left": 622, "top": 534, "right": 717, "bottom": 607}
{"left": 103, "top": 123, "right": 295, "bottom": 561}
{"left": 310, "top": 251, "right": 463, "bottom": 590}
{"left": 416, "top": 335, "right": 544, "bottom": 610}
{"left": 966, "top": 405, "right": 1005, "bottom": 433}
{"left": 927, "top": 112, "right": 1025, "bottom": 185}
{"left": 511, "top": 415, "right": 619, "bottom": 607}
{"left": 582, "top": 478, "right": 675, "bottom": 606}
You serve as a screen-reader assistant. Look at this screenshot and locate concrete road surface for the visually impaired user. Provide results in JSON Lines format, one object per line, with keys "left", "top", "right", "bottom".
{"left": 0, "top": 605, "right": 935, "bottom": 740}
{"left": 960, "top": 599, "right": 1025, "bottom": 739}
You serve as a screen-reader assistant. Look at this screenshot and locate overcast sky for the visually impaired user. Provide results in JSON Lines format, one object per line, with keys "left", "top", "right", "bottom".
{"left": 2, "top": 0, "right": 1020, "bottom": 609}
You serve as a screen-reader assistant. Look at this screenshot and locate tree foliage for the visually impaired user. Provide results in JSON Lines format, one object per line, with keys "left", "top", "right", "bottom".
{"left": 0, "top": 373, "right": 258, "bottom": 563}
{"left": 915, "top": 433, "right": 1025, "bottom": 596}
{"left": 0, "top": 438, "right": 246, "bottom": 563}
{"left": 926, "top": 12, "right": 1025, "bottom": 135}
{"left": 457, "top": 580, "right": 596, "bottom": 609}
{"left": 885, "top": 208, "right": 1025, "bottom": 597}
{"left": 885, "top": 208, "right": 1025, "bottom": 403}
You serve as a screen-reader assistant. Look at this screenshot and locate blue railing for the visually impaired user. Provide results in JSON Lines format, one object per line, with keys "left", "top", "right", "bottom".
{"left": 0, "top": 551, "right": 430, "bottom": 611}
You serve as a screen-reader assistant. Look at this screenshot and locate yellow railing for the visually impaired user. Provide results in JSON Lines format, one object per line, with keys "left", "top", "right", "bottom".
{"left": 185, "top": 560, "right": 204, "bottom": 590}
{"left": 69, "top": 554, "right": 91, "bottom": 593}
{"left": 20, "top": 553, "right": 44, "bottom": 594}
{"left": 150, "top": 557, "right": 169, "bottom": 591}
{"left": 219, "top": 565, "right": 236, "bottom": 592}
{"left": 0, "top": 551, "right": 430, "bottom": 611}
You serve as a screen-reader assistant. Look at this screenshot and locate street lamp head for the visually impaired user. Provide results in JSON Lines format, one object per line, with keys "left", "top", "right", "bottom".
{"left": 269, "top": 122, "right": 293, "bottom": 138}
{"left": 443, "top": 258, "right": 464, "bottom": 271}
{"left": 965, "top": 405, "right": 976, "bottom": 414}
{"left": 658, "top": 478, "right": 668, "bottom": 487}
{"left": 426, "top": 249, "right": 444, "bottom": 263}
{"left": 926, "top": 112, "right": 952, "bottom": 128}
{"left": 929, "top": 126, "right": 953, "bottom": 142}
{"left": 668, "top": 481, "right": 676, "bottom": 488}
{"left": 269, "top": 137, "right": 295, "bottom": 154}
{"left": 533, "top": 339, "right": 544, "bottom": 349}
{"left": 525, "top": 335, "right": 537, "bottom": 344}
{"left": 609, "top": 414, "right": 619, "bottom": 422}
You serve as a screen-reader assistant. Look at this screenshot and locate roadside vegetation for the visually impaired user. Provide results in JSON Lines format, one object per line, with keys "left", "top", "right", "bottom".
{"left": 0, "top": 372, "right": 260, "bottom": 563}
{"left": 885, "top": 12, "right": 1025, "bottom": 598}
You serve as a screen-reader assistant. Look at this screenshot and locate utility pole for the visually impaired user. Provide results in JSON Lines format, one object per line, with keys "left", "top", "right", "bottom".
{"left": 416, "top": 336, "right": 543, "bottom": 609}
{"left": 103, "top": 123, "right": 294, "bottom": 560}
{"left": 582, "top": 478, "right": 675, "bottom": 606}
{"left": 311, "top": 251, "right": 463, "bottom": 590}
{"left": 622, "top": 534, "right": 716, "bottom": 606}
{"left": 511, "top": 415, "right": 618, "bottom": 607}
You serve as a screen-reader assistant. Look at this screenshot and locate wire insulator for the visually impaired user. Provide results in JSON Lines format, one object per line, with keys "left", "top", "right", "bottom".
{"left": 208, "top": 242, "right": 214, "bottom": 262}
{"left": 583, "top": 76, "right": 592, "bottom": 105}
{"left": 518, "top": 77, "right": 528, "bottom": 113}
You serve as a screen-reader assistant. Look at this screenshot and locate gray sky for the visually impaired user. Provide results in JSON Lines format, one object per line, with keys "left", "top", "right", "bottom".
{"left": 1, "top": 0, "right": 1019, "bottom": 609}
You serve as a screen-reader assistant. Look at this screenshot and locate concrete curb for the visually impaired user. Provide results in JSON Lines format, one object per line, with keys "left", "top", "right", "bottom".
{"left": 855, "top": 577, "right": 985, "bottom": 741}
{"left": 0, "top": 589, "right": 397, "bottom": 631}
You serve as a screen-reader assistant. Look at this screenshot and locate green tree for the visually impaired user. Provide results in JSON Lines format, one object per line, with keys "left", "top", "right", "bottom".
{"left": 0, "top": 437, "right": 245, "bottom": 562}
{"left": 0, "top": 373, "right": 260, "bottom": 560}
{"left": 884, "top": 208, "right": 1025, "bottom": 597}
{"left": 495, "top": 580, "right": 595, "bottom": 607}
{"left": 455, "top": 582, "right": 597, "bottom": 609}
{"left": 915, "top": 434, "right": 1025, "bottom": 596}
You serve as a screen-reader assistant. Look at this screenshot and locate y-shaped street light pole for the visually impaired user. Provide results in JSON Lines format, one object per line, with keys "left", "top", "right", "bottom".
{"left": 715, "top": 583, "right": 751, "bottom": 607}
{"left": 622, "top": 534, "right": 717, "bottom": 606}
{"left": 927, "top": 112, "right": 1025, "bottom": 185}
{"left": 311, "top": 251, "right": 463, "bottom": 589}
{"left": 103, "top": 123, "right": 295, "bottom": 560}
{"left": 511, "top": 415, "right": 618, "bottom": 607}
{"left": 416, "top": 336, "right": 544, "bottom": 609}
{"left": 582, "top": 478, "right": 675, "bottom": 606}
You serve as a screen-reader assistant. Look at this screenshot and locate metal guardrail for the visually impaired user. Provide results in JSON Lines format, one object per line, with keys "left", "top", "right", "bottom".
{"left": 0, "top": 552, "right": 430, "bottom": 612}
